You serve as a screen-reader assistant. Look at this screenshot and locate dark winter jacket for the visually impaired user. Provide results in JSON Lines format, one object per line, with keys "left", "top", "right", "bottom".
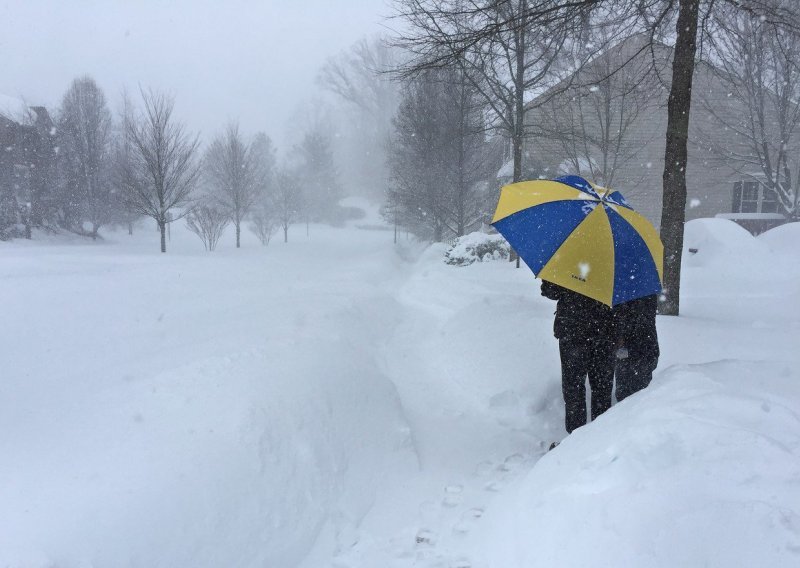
{"left": 612, "top": 294, "right": 660, "bottom": 359}
{"left": 540, "top": 281, "right": 615, "bottom": 343}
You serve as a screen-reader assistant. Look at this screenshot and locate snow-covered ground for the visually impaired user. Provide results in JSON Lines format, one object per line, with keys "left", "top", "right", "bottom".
{"left": 1, "top": 208, "right": 799, "bottom": 567}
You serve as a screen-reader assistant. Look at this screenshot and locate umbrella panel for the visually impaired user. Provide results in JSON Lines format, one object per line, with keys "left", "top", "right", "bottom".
{"left": 606, "top": 208, "right": 663, "bottom": 305}
{"left": 611, "top": 205, "right": 664, "bottom": 282}
{"left": 491, "top": 180, "right": 594, "bottom": 223}
{"left": 492, "top": 199, "right": 595, "bottom": 274}
{"left": 537, "top": 205, "right": 616, "bottom": 306}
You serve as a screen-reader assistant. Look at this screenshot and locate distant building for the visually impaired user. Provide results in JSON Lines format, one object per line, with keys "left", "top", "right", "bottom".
{"left": 0, "top": 97, "right": 58, "bottom": 238}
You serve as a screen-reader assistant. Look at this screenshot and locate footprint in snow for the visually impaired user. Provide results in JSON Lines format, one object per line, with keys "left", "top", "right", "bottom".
{"left": 452, "top": 507, "right": 484, "bottom": 535}
{"left": 474, "top": 461, "right": 494, "bottom": 477}
{"left": 442, "top": 484, "right": 464, "bottom": 508}
{"left": 484, "top": 479, "right": 504, "bottom": 492}
{"left": 497, "top": 453, "right": 524, "bottom": 472}
{"left": 415, "top": 528, "right": 437, "bottom": 547}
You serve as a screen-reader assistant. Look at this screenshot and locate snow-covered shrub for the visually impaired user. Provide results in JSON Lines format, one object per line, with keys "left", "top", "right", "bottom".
{"left": 444, "top": 232, "right": 510, "bottom": 266}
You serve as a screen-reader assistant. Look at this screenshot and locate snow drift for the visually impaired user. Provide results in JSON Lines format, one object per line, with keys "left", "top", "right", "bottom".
{"left": 2, "top": 212, "right": 799, "bottom": 567}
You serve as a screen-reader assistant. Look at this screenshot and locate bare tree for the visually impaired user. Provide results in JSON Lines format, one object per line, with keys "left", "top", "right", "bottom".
{"left": 204, "top": 122, "right": 260, "bottom": 248}
{"left": 392, "top": 0, "right": 621, "bottom": 266}
{"left": 389, "top": 72, "right": 450, "bottom": 240}
{"left": 249, "top": 204, "right": 278, "bottom": 245}
{"left": 389, "top": 67, "right": 499, "bottom": 240}
{"left": 58, "top": 76, "right": 114, "bottom": 239}
{"left": 296, "top": 125, "right": 342, "bottom": 224}
{"left": 318, "top": 36, "right": 401, "bottom": 197}
{"left": 320, "top": 36, "right": 400, "bottom": 117}
{"left": 121, "top": 89, "right": 200, "bottom": 253}
{"left": 701, "top": 3, "right": 800, "bottom": 218}
{"left": 530, "top": 33, "right": 662, "bottom": 189}
{"left": 250, "top": 132, "right": 277, "bottom": 197}
{"left": 109, "top": 89, "right": 142, "bottom": 236}
{"left": 640, "top": 0, "right": 800, "bottom": 314}
{"left": 246, "top": 132, "right": 278, "bottom": 245}
{"left": 185, "top": 204, "right": 229, "bottom": 251}
{"left": 273, "top": 167, "right": 302, "bottom": 243}
{"left": 392, "top": 1, "right": 605, "bottom": 184}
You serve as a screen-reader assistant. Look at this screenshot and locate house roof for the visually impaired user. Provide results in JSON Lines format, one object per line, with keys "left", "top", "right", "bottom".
{"left": 524, "top": 32, "right": 671, "bottom": 111}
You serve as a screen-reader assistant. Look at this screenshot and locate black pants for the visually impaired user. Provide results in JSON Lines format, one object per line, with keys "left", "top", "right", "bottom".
{"left": 615, "top": 349, "right": 658, "bottom": 402}
{"left": 559, "top": 339, "right": 615, "bottom": 433}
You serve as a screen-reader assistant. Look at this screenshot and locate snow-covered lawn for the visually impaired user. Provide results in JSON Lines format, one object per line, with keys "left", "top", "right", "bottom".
{"left": 1, "top": 209, "right": 799, "bottom": 567}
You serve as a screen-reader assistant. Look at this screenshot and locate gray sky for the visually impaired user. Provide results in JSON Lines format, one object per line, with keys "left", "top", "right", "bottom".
{"left": 0, "top": 0, "right": 388, "bottom": 148}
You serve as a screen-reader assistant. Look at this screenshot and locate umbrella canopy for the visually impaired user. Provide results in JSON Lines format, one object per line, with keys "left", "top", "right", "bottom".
{"left": 491, "top": 175, "right": 663, "bottom": 307}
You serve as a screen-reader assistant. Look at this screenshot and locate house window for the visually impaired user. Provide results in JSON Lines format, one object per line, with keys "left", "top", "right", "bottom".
{"left": 760, "top": 186, "right": 779, "bottom": 213}
{"left": 732, "top": 181, "right": 781, "bottom": 214}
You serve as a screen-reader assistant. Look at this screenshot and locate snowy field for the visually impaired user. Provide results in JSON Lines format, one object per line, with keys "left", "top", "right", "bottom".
{"left": 1, "top": 204, "right": 799, "bottom": 567}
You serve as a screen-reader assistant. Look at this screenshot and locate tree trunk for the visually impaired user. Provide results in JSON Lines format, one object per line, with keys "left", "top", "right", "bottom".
{"left": 128, "top": 222, "right": 133, "bottom": 236}
{"left": 433, "top": 223, "right": 443, "bottom": 242}
{"left": 160, "top": 221, "right": 167, "bottom": 253}
{"left": 512, "top": 21, "right": 526, "bottom": 185}
{"left": 510, "top": 27, "right": 526, "bottom": 268}
{"left": 659, "top": 0, "right": 699, "bottom": 316}
{"left": 236, "top": 221, "right": 241, "bottom": 248}
{"left": 284, "top": 225, "right": 288, "bottom": 243}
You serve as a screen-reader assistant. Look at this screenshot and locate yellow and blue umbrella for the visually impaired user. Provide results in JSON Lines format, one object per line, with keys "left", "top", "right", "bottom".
{"left": 491, "top": 175, "right": 663, "bottom": 307}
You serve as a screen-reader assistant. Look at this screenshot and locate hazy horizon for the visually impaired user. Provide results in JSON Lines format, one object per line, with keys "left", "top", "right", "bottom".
{"left": 0, "top": 0, "right": 390, "bottom": 148}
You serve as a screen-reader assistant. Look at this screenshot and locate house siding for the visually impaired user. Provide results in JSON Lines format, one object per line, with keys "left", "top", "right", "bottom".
{"left": 523, "top": 40, "right": 752, "bottom": 229}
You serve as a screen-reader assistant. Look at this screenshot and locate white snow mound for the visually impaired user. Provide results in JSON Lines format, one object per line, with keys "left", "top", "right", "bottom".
{"left": 478, "top": 360, "right": 800, "bottom": 568}
{"left": 758, "top": 221, "right": 800, "bottom": 256}
{"left": 683, "top": 218, "right": 764, "bottom": 266}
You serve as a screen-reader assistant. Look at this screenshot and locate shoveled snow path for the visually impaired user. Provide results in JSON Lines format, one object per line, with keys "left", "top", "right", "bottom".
{"left": 320, "top": 244, "right": 566, "bottom": 568}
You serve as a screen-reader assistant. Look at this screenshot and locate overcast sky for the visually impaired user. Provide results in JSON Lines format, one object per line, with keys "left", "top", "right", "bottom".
{"left": 0, "top": 0, "right": 389, "bottom": 148}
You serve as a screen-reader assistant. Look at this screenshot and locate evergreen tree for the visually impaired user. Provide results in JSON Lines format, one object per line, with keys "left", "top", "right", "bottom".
{"left": 57, "top": 76, "right": 114, "bottom": 238}
{"left": 297, "top": 127, "right": 342, "bottom": 224}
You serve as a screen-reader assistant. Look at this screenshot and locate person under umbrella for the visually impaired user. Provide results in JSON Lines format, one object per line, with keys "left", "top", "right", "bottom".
{"left": 540, "top": 280, "right": 616, "bottom": 436}
{"left": 613, "top": 293, "right": 660, "bottom": 402}
{"left": 491, "top": 175, "right": 663, "bottom": 446}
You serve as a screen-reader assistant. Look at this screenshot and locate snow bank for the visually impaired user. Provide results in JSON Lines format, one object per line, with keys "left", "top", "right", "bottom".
{"left": 467, "top": 215, "right": 800, "bottom": 568}
{"left": 679, "top": 217, "right": 798, "bottom": 322}
{"left": 478, "top": 360, "right": 800, "bottom": 567}
{"left": 758, "top": 221, "right": 800, "bottom": 256}
{"left": 3, "top": 205, "right": 799, "bottom": 568}
{"left": 682, "top": 217, "right": 764, "bottom": 267}
{"left": 0, "top": 221, "right": 416, "bottom": 568}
